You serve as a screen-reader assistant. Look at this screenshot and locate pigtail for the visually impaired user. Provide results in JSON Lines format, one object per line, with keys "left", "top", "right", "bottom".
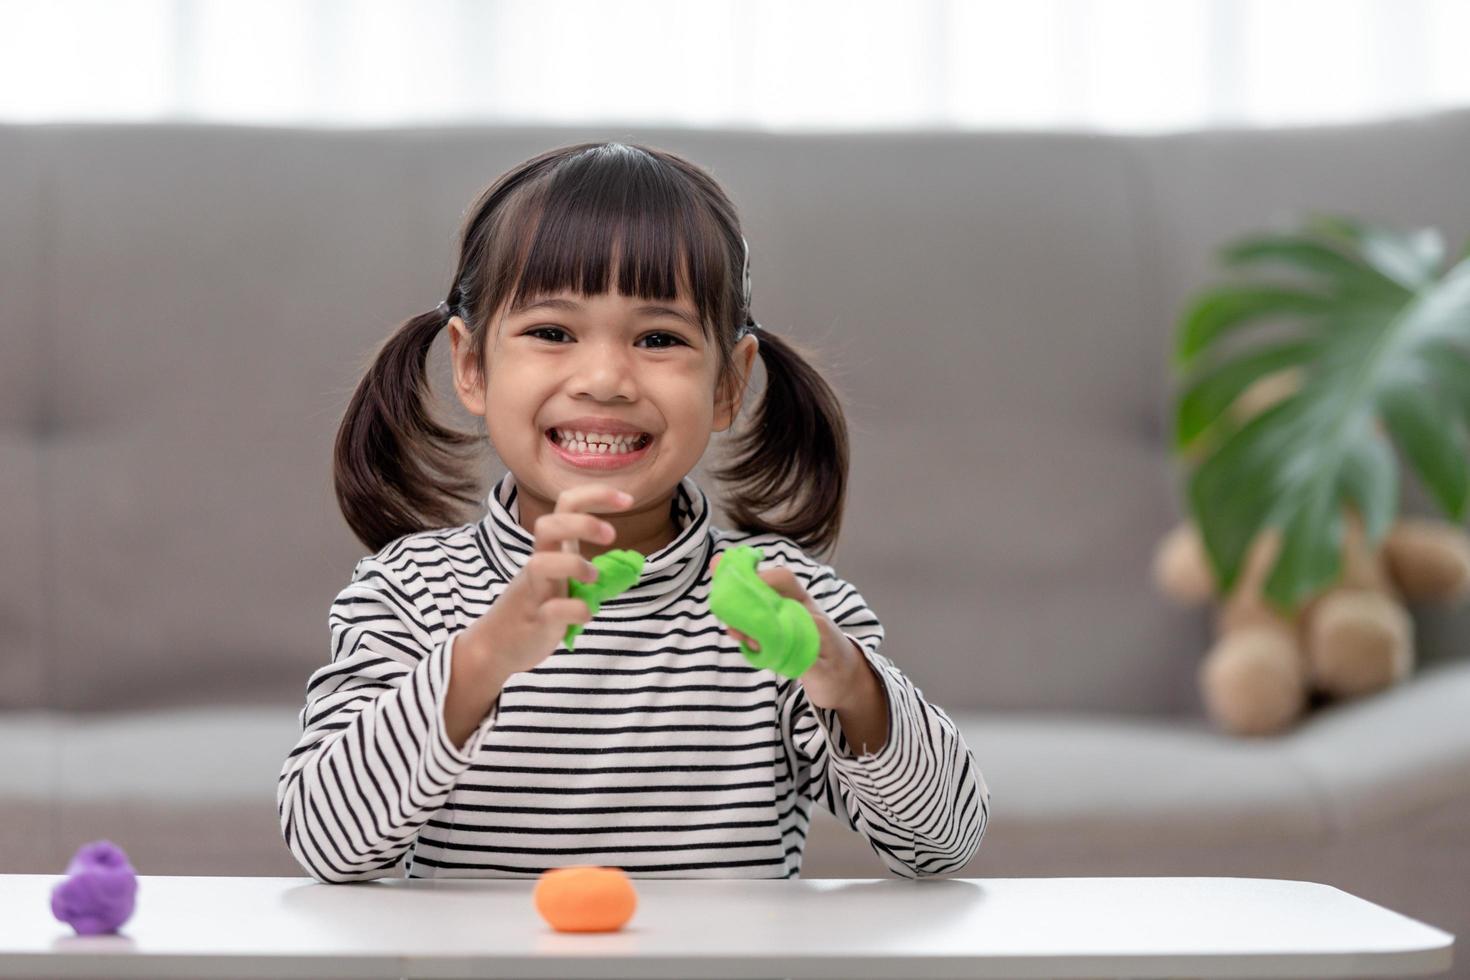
{"left": 333, "top": 306, "right": 482, "bottom": 553}
{"left": 712, "top": 325, "right": 850, "bottom": 560}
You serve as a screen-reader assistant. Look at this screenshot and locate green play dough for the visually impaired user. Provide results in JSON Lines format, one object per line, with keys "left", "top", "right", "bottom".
{"left": 709, "top": 545, "right": 820, "bottom": 678}
{"left": 564, "top": 549, "right": 646, "bottom": 650}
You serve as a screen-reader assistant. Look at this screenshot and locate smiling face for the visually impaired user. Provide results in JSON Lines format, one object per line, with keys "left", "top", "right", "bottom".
{"left": 448, "top": 263, "right": 759, "bottom": 557}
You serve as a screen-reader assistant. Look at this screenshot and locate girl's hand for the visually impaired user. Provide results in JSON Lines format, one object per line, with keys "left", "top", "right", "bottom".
{"left": 463, "top": 483, "right": 635, "bottom": 679}
{"left": 707, "top": 552, "right": 867, "bottom": 710}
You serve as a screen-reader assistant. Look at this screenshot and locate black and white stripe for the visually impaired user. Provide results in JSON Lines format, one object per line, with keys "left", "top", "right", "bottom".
{"left": 277, "top": 472, "right": 989, "bottom": 883}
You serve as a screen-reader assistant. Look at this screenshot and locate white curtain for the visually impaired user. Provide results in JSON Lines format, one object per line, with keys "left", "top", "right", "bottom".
{"left": 2, "top": 0, "right": 1468, "bottom": 131}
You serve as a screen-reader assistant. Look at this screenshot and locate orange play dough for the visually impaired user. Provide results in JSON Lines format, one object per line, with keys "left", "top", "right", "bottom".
{"left": 533, "top": 866, "right": 638, "bottom": 932}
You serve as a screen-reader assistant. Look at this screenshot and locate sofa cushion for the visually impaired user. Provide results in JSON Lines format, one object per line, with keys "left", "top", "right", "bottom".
{"left": 1282, "top": 657, "right": 1470, "bottom": 831}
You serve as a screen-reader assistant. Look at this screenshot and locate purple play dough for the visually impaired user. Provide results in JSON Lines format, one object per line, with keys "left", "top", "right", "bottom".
{"left": 50, "top": 840, "right": 138, "bottom": 935}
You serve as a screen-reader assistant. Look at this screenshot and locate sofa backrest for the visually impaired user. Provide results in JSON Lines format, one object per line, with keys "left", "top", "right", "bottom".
{"left": 3, "top": 114, "right": 1468, "bottom": 716}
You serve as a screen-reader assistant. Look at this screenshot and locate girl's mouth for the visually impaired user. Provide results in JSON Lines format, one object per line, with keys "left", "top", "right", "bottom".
{"left": 545, "top": 427, "right": 655, "bottom": 470}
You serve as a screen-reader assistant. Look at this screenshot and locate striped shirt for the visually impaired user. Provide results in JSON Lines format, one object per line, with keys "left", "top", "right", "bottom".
{"left": 277, "top": 471, "right": 989, "bottom": 882}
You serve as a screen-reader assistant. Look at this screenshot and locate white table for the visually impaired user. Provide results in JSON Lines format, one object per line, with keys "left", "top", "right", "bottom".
{"left": 0, "top": 874, "right": 1454, "bottom": 979}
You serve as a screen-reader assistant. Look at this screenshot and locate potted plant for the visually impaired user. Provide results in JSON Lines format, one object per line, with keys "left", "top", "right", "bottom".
{"left": 1153, "top": 214, "right": 1470, "bottom": 734}
{"left": 1172, "top": 213, "right": 1470, "bottom": 607}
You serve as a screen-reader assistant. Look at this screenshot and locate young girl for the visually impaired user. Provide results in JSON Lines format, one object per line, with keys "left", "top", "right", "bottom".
{"left": 277, "top": 141, "right": 989, "bottom": 883}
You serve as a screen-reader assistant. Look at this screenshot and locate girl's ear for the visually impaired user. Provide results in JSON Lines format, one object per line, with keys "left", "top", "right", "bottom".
{"left": 448, "top": 315, "right": 487, "bottom": 416}
{"left": 714, "top": 334, "right": 759, "bottom": 432}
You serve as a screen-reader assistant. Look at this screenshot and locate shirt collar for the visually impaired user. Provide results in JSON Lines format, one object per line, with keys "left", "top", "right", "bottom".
{"left": 476, "top": 470, "right": 714, "bottom": 617}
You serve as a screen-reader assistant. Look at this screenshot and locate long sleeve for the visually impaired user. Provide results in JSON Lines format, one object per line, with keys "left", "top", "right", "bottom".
{"left": 779, "top": 560, "right": 990, "bottom": 879}
{"left": 276, "top": 551, "right": 501, "bottom": 883}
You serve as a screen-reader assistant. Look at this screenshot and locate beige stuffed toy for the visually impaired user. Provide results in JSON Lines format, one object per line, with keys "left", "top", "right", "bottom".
{"left": 1153, "top": 370, "right": 1470, "bottom": 735}
{"left": 1154, "top": 513, "right": 1470, "bottom": 735}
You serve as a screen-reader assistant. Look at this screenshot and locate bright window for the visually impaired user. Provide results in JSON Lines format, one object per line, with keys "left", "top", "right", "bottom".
{"left": 2, "top": 0, "right": 1467, "bottom": 131}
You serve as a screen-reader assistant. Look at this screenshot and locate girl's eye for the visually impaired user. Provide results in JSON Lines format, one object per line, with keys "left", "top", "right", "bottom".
{"left": 525, "top": 326, "right": 687, "bottom": 349}
{"left": 640, "top": 331, "right": 687, "bottom": 350}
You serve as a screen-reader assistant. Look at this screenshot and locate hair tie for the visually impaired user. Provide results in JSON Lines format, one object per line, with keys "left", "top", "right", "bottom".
{"left": 435, "top": 300, "right": 451, "bottom": 317}
{"left": 738, "top": 237, "right": 763, "bottom": 341}
{"left": 740, "top": 235, "right": 753, "bottom": 313}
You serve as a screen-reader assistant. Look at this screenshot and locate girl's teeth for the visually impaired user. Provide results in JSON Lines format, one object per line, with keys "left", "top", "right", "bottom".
{"left": 553, "top": 429, "right": 646, "bottom": 453}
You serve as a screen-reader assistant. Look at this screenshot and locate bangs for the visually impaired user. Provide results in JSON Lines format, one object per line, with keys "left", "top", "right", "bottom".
{"left": 489, "top": 145, "right": 736, "bottom": 342}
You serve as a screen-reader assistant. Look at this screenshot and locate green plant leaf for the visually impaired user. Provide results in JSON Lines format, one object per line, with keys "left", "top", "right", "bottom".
{"left": 1379, "top": 382, "right": 1470, "bottom": 521}
{"left": 1263, "top": 471, "right": 1343, "bottom": 608}
{"left": 1395, "top": 256, "right": 1470, "bottom": 348}
{"left": 1335, "top": 420, "right": 1397, "bottom": 544}
{"left": 1173, "top": 339, "right": 1318, "bottom": 450}
{"left": 1218, "top": 233, "right": 1410, "bottom": 303}
{"left": 1170, "top": 214, "right": 1470, "bottom": 610}
{"left": 1186, "top": 394, "right": 1312, "bottom": 592}
{"left": 1303, "top": 212, "right": 1446, "bottom": 290}
{"left": 1173, "top": 286, "right": 1335, "bottom": 371}
{"left": 1423, "top": 339, "right": 1470, "bottom": 422}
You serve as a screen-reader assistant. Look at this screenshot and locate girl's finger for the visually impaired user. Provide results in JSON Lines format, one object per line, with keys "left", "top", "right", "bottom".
{"left": 554, "top": 483, "right": 635, "bottom": 521}
{"left": 526, "top": 551, "right": 598, "bottom": 604}
{"left": 552, "top": 485, "right": 634, "bottom": 550}
{"left": 538, "top": 597, "right": 594, "bottom": 628}
{"left": 728, "top": 627, "right": 760, "bottom": 651}
{"left": 528, "top": 551, "right": 599, "bottom": 581}
{"left": 532, "top": 511, "right": 617, "bottom": 555}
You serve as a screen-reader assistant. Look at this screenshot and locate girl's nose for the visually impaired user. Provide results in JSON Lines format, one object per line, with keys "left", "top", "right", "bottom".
{"left": 569, "top": 345, "right": 638, "bottom": 399}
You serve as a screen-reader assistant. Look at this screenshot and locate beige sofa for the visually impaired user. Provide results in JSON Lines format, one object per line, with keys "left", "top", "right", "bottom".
{"left": 2, "top": 116, "right": 1467, "bottom": 961}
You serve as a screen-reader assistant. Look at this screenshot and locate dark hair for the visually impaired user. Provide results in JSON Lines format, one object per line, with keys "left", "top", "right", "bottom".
{"left": 334, "top": 141, "right": 851, "bottom": 559}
